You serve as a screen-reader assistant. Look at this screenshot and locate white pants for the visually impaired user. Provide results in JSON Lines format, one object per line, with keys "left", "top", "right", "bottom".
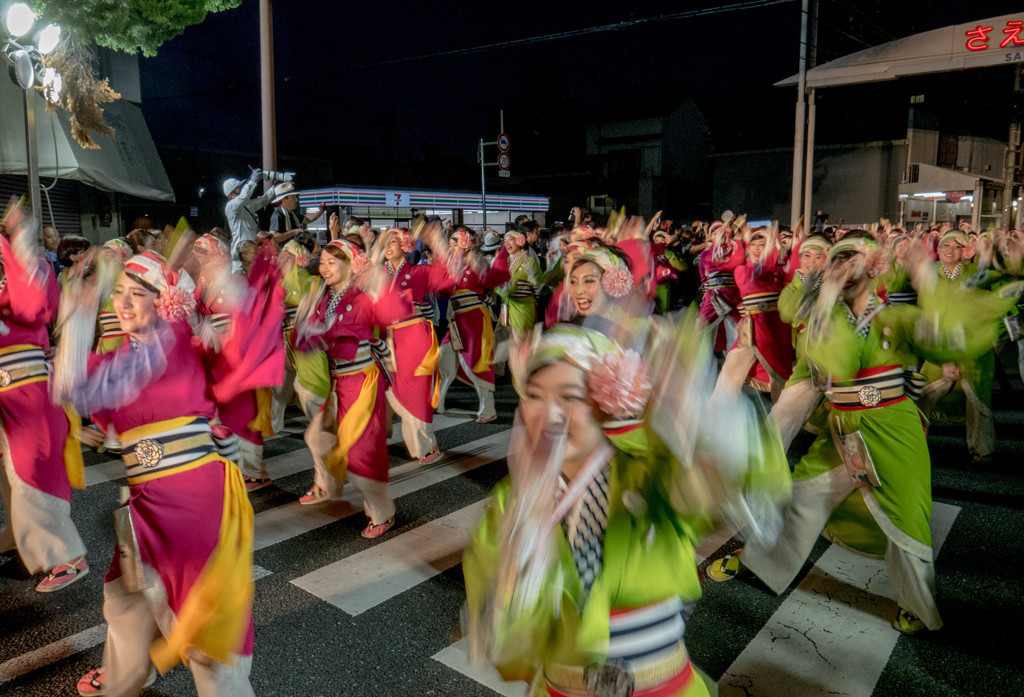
{"left": 302, "top": 427, "right": 395, "bottom": 525}
{"left": 100, "top": 574, "right": 254, "bottom": 697}
{"left": 741, "top": 465, "right": 942, "bottom": 630}
{"left": 768, "top": 378, "right": 823, "bottom": 453}
{"left": 711, "top": 345, "right": 783, "bottom": 404}
{"left": 237, "top": 439, "right": 267, "bottom": 480}
{"left": 0, "top": 430, "right": 86, "bottom": 573}
{"left": 385, "top": 388, "right": 437, "bottom": 459}
{"left": 437, "top": 343, "right": 496, "bottom": 420}
{"left": 918, "top": 377, "right": 995, "bottom": 458}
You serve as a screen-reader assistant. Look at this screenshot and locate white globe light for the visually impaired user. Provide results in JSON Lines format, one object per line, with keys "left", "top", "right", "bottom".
{"left": 37, "top": 23, "right": 61, "bottom": 55}
{"left": 4, "top": 3, "right": 37, "bottom": 38}
{"left": 42, "top": 67, "right": 62, "bottom": 104}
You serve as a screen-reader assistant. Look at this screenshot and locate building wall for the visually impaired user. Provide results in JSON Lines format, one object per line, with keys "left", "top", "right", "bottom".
{"left": 713, "top": 141, "right": 904, "bottom": 225}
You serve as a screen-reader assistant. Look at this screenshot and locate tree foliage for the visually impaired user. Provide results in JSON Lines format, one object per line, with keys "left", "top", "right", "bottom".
{"left": 26, "top": 0, "right": 242, "bottom": 147}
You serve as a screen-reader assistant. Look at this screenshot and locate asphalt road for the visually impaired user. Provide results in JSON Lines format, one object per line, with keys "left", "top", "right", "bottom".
{"left": 1, "top": 377, "right": 1021, "bottom": 697}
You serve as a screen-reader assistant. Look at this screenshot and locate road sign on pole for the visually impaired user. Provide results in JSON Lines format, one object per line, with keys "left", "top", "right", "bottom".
{"left": 497, "top": 151, "right": 510, "bottom": 177}
{"left": 497, "top": 132, "right": 510, "bottom": 151}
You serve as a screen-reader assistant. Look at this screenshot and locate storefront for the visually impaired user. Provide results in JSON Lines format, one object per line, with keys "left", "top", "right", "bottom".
{"left": 298, "top": 187, "right": 548, "bottom": 234}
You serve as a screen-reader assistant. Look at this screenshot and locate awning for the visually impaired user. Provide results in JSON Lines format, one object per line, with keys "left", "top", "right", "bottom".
{"left": 899, "top": 163, "right": 999, "bottom": 196}
{"left": 777, "top": 13, "right": 1024, "bottom": 90}
{"left": 0, "top": 74, "right": 175, "bottom": 201}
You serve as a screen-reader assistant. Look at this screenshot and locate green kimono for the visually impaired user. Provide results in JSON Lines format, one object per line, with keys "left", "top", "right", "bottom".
{"left": 464, "top": 415, "right": 789, "bottom": 696}
{"left": 803, "top": 282, "right": 1017, "bottom": 557}
{"left": 497, "top": 253, "right": 539, "bottom": 334}
{"left": 283, "top": 264, "right": 331, "bottom": 400}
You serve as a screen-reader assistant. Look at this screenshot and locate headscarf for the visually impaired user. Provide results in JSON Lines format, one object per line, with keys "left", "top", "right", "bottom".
{"left": 123, "top": 251, "right": 197, "bottom": 323}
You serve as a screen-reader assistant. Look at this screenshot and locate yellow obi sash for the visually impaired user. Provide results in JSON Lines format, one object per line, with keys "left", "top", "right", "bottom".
{"left": 0, "top": 344, "right": 49, "bottom": 392}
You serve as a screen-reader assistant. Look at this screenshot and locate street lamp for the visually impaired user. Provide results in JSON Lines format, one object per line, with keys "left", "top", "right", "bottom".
{"left": 2, "top": 2, "right": 63, "bottom": 220}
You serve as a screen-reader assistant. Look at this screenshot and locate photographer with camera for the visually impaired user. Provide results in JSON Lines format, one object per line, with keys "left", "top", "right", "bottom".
{"left": 223, "top": 168, "right": 276, "bottom": 273}
{"left": 268, "top": 182, "right": 326, "bottom": 246}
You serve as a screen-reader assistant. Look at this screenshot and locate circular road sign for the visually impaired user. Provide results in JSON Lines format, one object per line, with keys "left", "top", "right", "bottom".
{"left": 497, "top": 133, "right": 511, "bottom": 151}
{"left": 497, "top": 152, "right": 511, "bottom": 170}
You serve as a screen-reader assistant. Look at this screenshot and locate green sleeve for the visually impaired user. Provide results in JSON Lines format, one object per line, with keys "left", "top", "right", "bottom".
{"left": 778, "top": 276, "right": 804, "bottom": 325}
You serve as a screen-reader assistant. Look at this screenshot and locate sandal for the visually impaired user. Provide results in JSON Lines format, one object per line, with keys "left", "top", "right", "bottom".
{"left": 77, "top": 666, "right": 157, "bottom": 696}
{"left": 243, "top": 476, "right": 272, "bottom": 492}
{"left": 362, "top": 516, "right": 395, "bottom": 539}
{"left": 706, "top": 551, "right": 744, "bottom": 583}
{"left": 36, "top": 556, "right": 89, "bottom": 593}
{"left": 475, "top": 415, "right": 497, "bottom": 424}
{"left": 299, "top": 486, "right": 329, "bottom": 505}
{"left": 418, "top": 445, "right": 443, "bottom": 465}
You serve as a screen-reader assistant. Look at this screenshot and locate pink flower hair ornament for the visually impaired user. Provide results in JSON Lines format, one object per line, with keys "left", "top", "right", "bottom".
{"left": 326, "top": 239, "right": 370, "bottom": 277}
{"left": 387, "top": 228, "right": 416, "bottom": 254}
{"left": 576, "top": 248, "right": 634, "bottom": 298}
{"left": 102, "top": 238, "right": 133, "bottom": 263}
{"left": 281, "top": 240, "right": 310, "bottom": 269}
{"left": 123, "top": 251, "right": 197, "bottom": 323}
{"left": 449, "top": 230, "right": 475, "bottom": 251}
{"left": 587, "top": 348, "right": 652, "bottom": 420}
{"left": 504, "top": 231, "right": 527, "bottom": 247}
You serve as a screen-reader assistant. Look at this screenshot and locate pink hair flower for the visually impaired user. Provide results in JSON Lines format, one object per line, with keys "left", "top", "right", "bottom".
{"left": 601, "top": 264, "right": 633, "bottom": 298}
{"left": 350, "top": 254, "right": 371, "bottom": 277}
{"left": 155, "top": 285, "right": 196, "bottom": 323}
{"left": 865, "top": 248, "right": 891, "bottom": 278}
{"left": 588, "top": 349, "right": 651, "bottom": 420}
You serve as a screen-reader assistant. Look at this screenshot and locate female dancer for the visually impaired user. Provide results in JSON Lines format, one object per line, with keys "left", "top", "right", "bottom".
{"left": 60, "top": 250, "right": 259, "bottom": 695}
{"left": 273, "top": 239, "right": 334, "bottom": 504}
{"left": 95, "top": 239, "right": 134, "bottom": 354}
{"left": 698, "top": 222, "right": 744, "bottom": 352}
{"left": 464, "top": 322, "right": 790, "bottom": 697}
{"left": 0, "top": 208, "right": 87, "bottom": 592}
{"left": 495, "top": 230, "right": 539, "bottom": 336}
{"left": 292, "top": 239, "right": 406, "bottom": 537}
{"left": 710, "top": 227, "right": 792, "bottom": 402}
{"left": 380, "top": 227, "right": 452, "bottom": 463}
{"left": 708, "top": 232, "right": 1019, "bottom": 634}
{"left": 436, "top": 227, "right": 507, "bottom": 423}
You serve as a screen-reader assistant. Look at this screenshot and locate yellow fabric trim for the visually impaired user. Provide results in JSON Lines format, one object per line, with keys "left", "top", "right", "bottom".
{"left": 0, "top": 343, "right": 38, "bottom": 356}
{"left": 249, "top": 387, "right": 276, "bottom": 438}
{"left": 326, "top": 365, "right": 378, "bottom": 482}
{"left": 126, "top": 453, "right": 219, "bottom": 486}
{"left": 0, "top": 375, "right": 47, "bottom": 393}
{"left": 150, "top": 458, "right": 254, "bottom": 672}
{"left": 472, "top": 308, "right": 494, "bottom": 374}
{"left": 119, "top": 416, "right": 198, "bottom": 443}
{"left": 62, "top": 404, "right": 85, "bottom": 490}
{"left": 415, "top": 327, "right": 439, "bottom": 377}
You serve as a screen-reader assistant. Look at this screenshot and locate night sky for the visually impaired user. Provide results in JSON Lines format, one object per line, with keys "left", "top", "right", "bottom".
{"left": 135, "top": 0, "right": 1024, "bottom": 200}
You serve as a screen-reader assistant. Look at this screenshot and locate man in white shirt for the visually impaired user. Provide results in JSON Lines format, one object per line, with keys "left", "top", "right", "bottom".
{"left": 224, "top": 169, "right": 275, "bottom": 273}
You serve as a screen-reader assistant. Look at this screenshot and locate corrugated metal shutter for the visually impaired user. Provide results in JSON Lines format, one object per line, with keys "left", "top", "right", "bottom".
{"left": 0, "top": 175, "right": 81, "bottom": 236}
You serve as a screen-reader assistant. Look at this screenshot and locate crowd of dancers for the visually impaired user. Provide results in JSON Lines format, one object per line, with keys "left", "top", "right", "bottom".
{"left": 1, "top": 196, "right": 1020, "bottom": 696}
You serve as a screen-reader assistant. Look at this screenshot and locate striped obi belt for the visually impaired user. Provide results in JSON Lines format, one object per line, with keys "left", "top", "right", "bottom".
{"left": 98, "top": 311, "right": 126, "bottom": 340}
{"left": 704, "top": 271, "right": 735, "bottom": 291}
{"left": 449, "top": 289, "right": 487, "bottom": 315}
{"left": 329, "top": 339, "right": 393, "bottom": 383}
{"left": 886, "top": 291, "right": 918, "bottom": 305}
{"left": 283, "top": 306, "right": 298, "bottom": 332}
{"left": 0, "top": 345, "right": 49, "bottom": 391}
{"left": 545, "top": 597, "right": 695, "bottom": 697}
{"left": 827, "top": 366, "right": 908, "bottom": 411}
{"left": 510, "top": 279, "right": 535, "bottom": 299}
{"left": 120, "top": 417, "right": 221, "bottom": 484}
{"left": 738, "top": 291, "right": 780, "bottom": 315}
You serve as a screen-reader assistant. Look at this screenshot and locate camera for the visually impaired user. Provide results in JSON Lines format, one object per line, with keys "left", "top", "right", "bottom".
{"left": 263, "top": 170, "right": 295, "bottom": 183}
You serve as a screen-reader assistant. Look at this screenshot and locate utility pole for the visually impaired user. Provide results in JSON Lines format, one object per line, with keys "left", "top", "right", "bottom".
{"left": 789, "top": 0, "right": 809, "bottom": 227}
{"left": 1001, "top": 63, "right": 1023, "bottom": 230}
{"left": 802, "top": 0, "right": 819, "bottom": 232}
{"left": 259, "top": 0, "right": 276, "bottom": 172}
{"left": 479, "top": 138, "right": 487, "bottom": 230}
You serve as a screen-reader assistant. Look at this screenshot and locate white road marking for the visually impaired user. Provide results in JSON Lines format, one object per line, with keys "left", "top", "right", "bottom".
{"left": 718, "top": 501, "right": 962, "bottom": 697}
{"left": 0, "top": 624, "right": 107, "bottom": 685}
{"left": 292, "top": 500, "right": 487, "bottom": 615}
{"left": 433, "top": 637, "right": 529, "bottom": 697}
{"left": 253, "top": 429, "right": 510, "bottom": 551}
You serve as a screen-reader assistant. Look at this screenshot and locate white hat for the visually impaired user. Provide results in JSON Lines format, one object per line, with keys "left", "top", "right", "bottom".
{"left": 272, "top": 182, "right": 298, "bottom": 204}
{"left": 480, "top": 230, "right": 502, "bottom": 252}
{"left": 222, "top": 178, "right": 243, "bottom": 197}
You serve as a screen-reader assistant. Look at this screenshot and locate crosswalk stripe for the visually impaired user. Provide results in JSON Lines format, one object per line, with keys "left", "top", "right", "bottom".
{"left": 253, "top": 429, "right": 510, "bottom": 551}
{"left": 291, "top": 499, "right": 487, "bottom": 615}
{"left": 433, "top": 637, "right": 529, "bottom": 697}
{"left": 718, "top": 501, "right": 961, "bottom": 697}
{"left": 0, "top": 624, "right": 107, "bottom": 685}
